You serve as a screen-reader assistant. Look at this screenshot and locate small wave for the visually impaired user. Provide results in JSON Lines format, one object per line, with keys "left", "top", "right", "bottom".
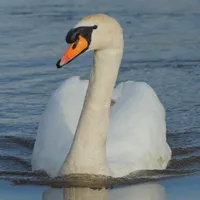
{"left": 0, "top": 130, "right": 200, "bottom": 187}
{"left": 3, "top": 170, "right": 200, "bottom": 189}
{"left": 0, "top": 135, "right": 34, "bottom": 150}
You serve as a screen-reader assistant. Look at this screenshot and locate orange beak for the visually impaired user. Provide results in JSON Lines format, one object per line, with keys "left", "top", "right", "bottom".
{"left": 56, "top": 35, "right": 88, "bottom": 68}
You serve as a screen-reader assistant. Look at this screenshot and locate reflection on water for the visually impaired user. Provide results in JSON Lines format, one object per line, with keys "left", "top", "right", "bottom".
{"left": 43, "top": 184, "right": 165, "bottom": 200}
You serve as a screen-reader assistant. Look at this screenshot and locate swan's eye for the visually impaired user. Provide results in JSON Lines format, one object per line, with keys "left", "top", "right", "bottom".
{"left": 93, "top": 25, "right": 98, "bottom": 30}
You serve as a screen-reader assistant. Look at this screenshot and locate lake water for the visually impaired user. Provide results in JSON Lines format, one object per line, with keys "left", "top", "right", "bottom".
{"left": 0, "top": 0, "right": 200, "bottom": 199}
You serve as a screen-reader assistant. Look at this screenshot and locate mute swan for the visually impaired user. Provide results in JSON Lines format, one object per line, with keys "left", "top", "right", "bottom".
{"left": 32, "top": 14, "right": 171, "bottom": 177}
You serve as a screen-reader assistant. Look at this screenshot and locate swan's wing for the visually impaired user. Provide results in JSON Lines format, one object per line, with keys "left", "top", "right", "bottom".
{"left": 31, "top": 76, "right": 88, "bottom": 177}
{"left": 107, "top": 81, "right": 171, "bottom": 177}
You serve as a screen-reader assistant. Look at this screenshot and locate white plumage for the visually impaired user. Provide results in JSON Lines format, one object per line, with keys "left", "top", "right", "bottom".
{"left": 32, "top": 77, "right": 171, "bottom": 177}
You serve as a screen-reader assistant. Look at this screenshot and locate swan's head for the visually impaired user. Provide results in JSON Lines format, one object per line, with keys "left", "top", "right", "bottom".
{"left": 56, "top": 14, "right": 123, "bottom": 68}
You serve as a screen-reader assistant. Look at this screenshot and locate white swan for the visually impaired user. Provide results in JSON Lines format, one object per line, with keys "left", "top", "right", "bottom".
{"left": 31, "top": 14, "right": 171, "bottom": 178}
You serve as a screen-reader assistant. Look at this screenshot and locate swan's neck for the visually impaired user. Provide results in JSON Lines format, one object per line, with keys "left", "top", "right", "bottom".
{"left": 60, "top": 47, "right": 123, "bottom": 175}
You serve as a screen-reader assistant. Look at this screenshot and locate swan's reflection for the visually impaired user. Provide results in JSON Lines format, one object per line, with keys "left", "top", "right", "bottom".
{"left": 43, "top": 183, "right": 166, "bottom": 200}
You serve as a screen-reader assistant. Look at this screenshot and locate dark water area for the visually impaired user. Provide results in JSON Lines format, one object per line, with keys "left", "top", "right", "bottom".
{"left": 0, "top": 0, "right": 200, "bottom": 193}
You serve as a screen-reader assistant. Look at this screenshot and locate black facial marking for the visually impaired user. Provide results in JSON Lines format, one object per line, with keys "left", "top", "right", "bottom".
{"left": 65, "top": 28, "right": 80, "bottom": 43}
{"left": 65, "top": 26, "right": 97, "bottom": 46}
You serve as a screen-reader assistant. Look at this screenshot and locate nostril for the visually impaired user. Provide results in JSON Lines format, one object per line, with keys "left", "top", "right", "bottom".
{"left": 72, "top": 40, "right": 79, "bottom": 49}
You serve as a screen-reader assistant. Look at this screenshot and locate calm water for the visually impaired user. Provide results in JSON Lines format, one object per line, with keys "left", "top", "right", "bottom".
{"left": 0, "top": 0, "right": 200, "bottom": 195}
